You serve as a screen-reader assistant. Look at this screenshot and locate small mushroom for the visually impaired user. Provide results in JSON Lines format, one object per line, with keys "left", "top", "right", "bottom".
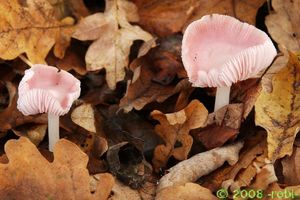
{"left": 17, "top": 64, "right": 81, "bottom": 151}
{"left": 182, "top": 14, "right": 277, "bottom": 111}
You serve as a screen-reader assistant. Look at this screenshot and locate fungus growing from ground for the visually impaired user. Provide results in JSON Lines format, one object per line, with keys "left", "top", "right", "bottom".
{"left": 182, "top": 14, "right": 277, "bottom": 111}
{"left": 17, "top": 64, "right": 81, "bottom": 151}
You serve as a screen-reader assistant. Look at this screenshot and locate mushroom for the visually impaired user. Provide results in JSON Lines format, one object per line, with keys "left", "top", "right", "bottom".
{"left": 182, "top": 14, "right": 277, "bottom": 111}
{"left": 17, "top": 64, "right": 81, "bottom": 151}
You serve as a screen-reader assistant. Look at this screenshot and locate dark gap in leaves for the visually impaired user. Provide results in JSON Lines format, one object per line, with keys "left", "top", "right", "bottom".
{"left": 84, "top": 0, "right": 105, "bottom": 13}
{"left": 256, "top": 1, "right": 278, "bottom": 50}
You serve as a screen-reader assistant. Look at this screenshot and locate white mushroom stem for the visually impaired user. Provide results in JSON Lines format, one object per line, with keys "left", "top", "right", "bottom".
{"left": 19, "top": 55, "right": 33, "bottom": 67}
{"left": 214, "top": 86, "right": 231, "bottom": 111}
{"left": 48, "top": 113, "right": 60, "bottom": 152}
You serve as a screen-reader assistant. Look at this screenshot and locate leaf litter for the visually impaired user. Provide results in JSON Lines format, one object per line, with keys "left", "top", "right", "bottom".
{"left": 0, "top": 0, "right": 300, "bottom": 200}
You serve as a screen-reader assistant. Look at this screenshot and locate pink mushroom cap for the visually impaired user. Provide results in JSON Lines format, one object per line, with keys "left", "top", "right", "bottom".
{"left": 182, "top": 14, "right": 277, "bottom": 87}
{"left": 17, "top": 64, "right": 81, "bottom": 116}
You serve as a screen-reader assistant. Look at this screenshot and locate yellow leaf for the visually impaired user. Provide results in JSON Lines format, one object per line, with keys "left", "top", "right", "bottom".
{"left": 0, "top": 0, "right": 75, "bottom": 63}
{"left": 255, "top": 52, "right": 300, "bottom": 161}
{"left": 73, "top": 0, "right": 152, "bottom": 89}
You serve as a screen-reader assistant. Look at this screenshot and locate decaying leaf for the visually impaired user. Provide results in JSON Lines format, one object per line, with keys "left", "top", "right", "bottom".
{"left": 0, "top": 0, "right": 75, "bottom": 63}
{"left": 0, "top": 82, "right": 47, "bottom": 132}
{"left": 13, "top": 124, "right": 47, "bottom": 146}
{"left": 266, "top": 0, "right": 300, "bottom": 52}
{"left": 156, "top": 183, "right": 218, "bottom": 200}
{"left": 195, "top": 104, "right": 243, "bottom": 149}
{"left": 157, "top": 142, "right": 243, "bottom": 191}
{"left": 106, "top": 142, "right": 151, "bottom": 189}
{"left": 119, "top": 35, "right": 189, "bottom": 112}
{"left": 261, "top": 46, "right": 289, "bottom": 93}
{"left": 47, "top": 0, "right": 89, "bottom": 20}
{"left": 73, "top": 0, "right": 152, "bottom": 89}
{"left": 255, "top": 52, "right": 300, "bottom": 161}
{"left": 71, "top": 103, "right": 96, "bottom": 133}
{"left": 0, "top": 137, "right": 114, "bottom": 199}
{"left": 109, "top": 180, "right": 141, "bottom": 200}
{"left": 282, "top": 145, "right": 300, "bottom": 185}
{"left": 133, "top": 0, "right": 265, "bottom": 37}
{"left": 185, "top": 0, "right": 266, "bottom": 29}
{"left": 151, "top": 100, "right": 208, "bottom": 172}
{"left": 201, "top": 133, "right": 266, "bottom": 192}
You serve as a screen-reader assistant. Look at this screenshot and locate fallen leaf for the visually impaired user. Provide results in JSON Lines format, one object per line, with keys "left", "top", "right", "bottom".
{"left": 194, "top": 104, "right": 243, "bottom": 149}
{"left": 119, "top": 35, "right": 189, "bottom": 112}
{"left": 13, "top": 124, "right": 47, "bottom": 146}
{"left": 255, "top": 52, "right": 300, "bottom": 161}
{"left": 185, "top": 0, "right": 266, "bottom": 29}
{"left": 151, "top": 100, "right": 208, "bottom": 172}
{"left": 109, "top": 180, "right": 141, "bottom": 200}
{"left": 250, "top": 163, "right": 278, "bottom": 190}
{"left": 261, "top": 46, "right": 289, "bottom": 93}
{"left": 266, "top": 0, "right": 300, "bottom": 52}
{"left": 231, "top": 79, "right": 262, "bottom": 119}
{"left": 73, "top": 0, "right": 152, "bottom": 89}
{"left": 133, "top": 0, "right": 265, "bottom": 37}
{"left": 0, "top": 137, "right": 114, "bottom": 199}
{"left": 282, "top": 146, "right": 300, "bottom": 185}
{"left": 201, "top": 133, "right": 266, "bottom": 192}
{"left": 157, "top": 142, "right": 244, "bottom": 191}
{"left": 71, "top": 103, "right": 96, "bottom": 133}
{"left": 132, "top": 0, "right": 196, "bottom": 37}
{"left": 47, "top": 0, "right": 89, "bottom": 20}
{"left": 0, "top": 82, "right": 47, "bottom": 132}
{"left": 46, "top": 42, "right": 87, "bottom": 76}
{"left": 0, "top": 0, "right": 75, "bottom": 63}
{"left": 156, "top": 183, "right": 218, "bottom": 200}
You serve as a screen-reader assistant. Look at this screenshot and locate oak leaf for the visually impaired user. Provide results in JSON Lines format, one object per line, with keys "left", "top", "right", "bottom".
{"left": 255, "top": 52, "right": 300, "bottom": 161}
{"left": 73, "top": 0, "right": 152, "bottom": 89}
{"left": 0, "top": 137, "right": 114, "bottom": 200}
{"left": 0, "top": 0, "right": 75, "bottom": 63}
{"left": 151, "top": 100, "right": 208, "bottom": 172}
{"left": 266, "top": 0, "right": 300, "bottom": 52}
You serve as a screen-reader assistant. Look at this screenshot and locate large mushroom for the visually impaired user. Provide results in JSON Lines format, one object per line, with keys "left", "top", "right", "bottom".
{"left": 182, "top": 14, "right": 277, "bottom": 111}
{"left": 17, "top": 64, "right": 81, "bottom": 151}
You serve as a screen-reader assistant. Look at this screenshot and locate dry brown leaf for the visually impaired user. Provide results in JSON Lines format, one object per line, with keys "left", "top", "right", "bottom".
{"left": 119, "top": 35, "right": 189, "bottom": 112}
{"left": 261, "top": 46, "right": 289, "bottom": 93}
{"left": 0, "top": 82, "right": 47, "bottom": 132}
{"left": 195, "top": 104, "right": 243, "bottom": 149}
{"left": 0, "top": 0, "right": 75, "bottom": 63}
{"left": 72, "top": 0, "right": 152, "bottom": 89}
{"left": 47, "top": 0, "right": 89, "bottom": 20}
{"left": 71, "top": 103, "right": 96, "bottom": 133}
{"left": 157, "top": 142, "right": 243, "bottom": 191}
{"left": 109, "top": 180, "right": 141, "bottom": 200}
{"left": 156, "top": 183, "right": 218, "bottom": 200}
{"left": 201, "top": 133, "right": 266, "bottom": 192}
{"left": 282, "top": 146, "right": 300, "bottom": 185}
{"left": 231, "top": 79, "right": 262, "bottom": 119}
{"left": 151, "top": 100, "right": 208, "bottom": 172}
{"left": 46, "top": 43, "right": 87, "bottom": 76}
{"left": 185, "top": 0, "right": 266, "bottom": 29}
{"left": 133, "top": 0, "right": 265, "bottom": 37}
{"left": 266, "top": 0, "right": 300, "bottom": 52}
{"left": 13, "top": 124, "right": 47, "bottom": 146}
{"left": 255, "top": 52, "right": 300, "bottom": 161}
{"left": 0, "top": 137, "right": 114, "bottom": 199}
